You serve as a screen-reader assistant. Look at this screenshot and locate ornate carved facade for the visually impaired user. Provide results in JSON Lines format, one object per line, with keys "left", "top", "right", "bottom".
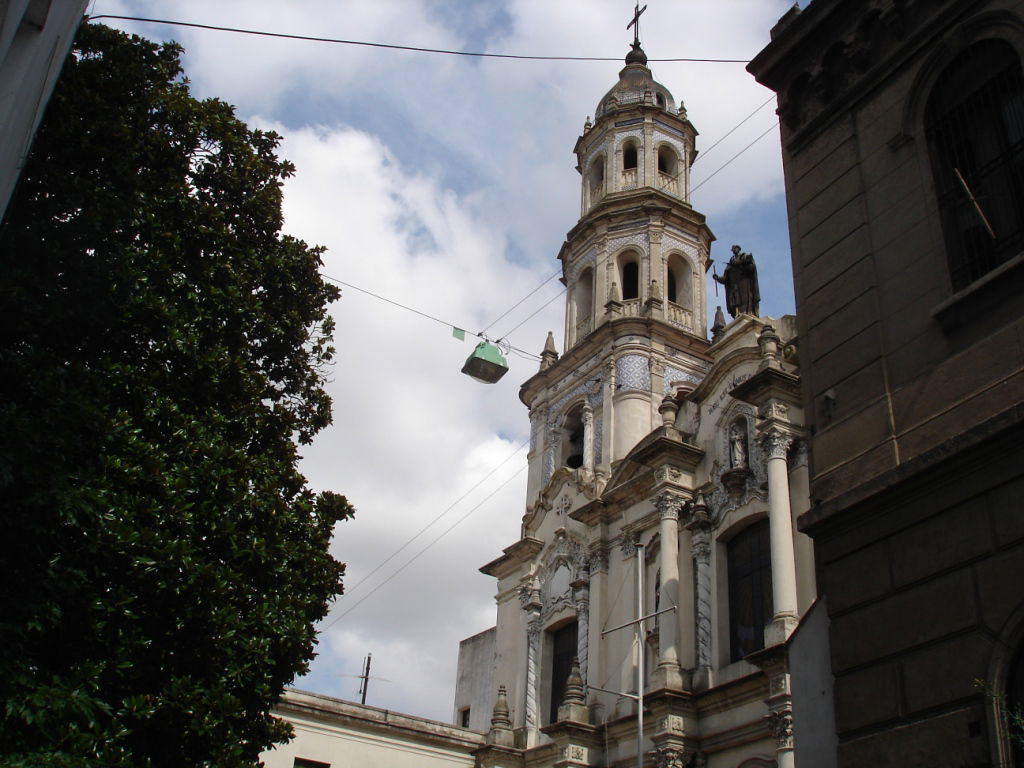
{"left": 458, "top": 38, "right": 822, "bottom": 768}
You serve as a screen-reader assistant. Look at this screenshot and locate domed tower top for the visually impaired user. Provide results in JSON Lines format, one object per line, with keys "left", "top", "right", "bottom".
{"left": 555, "top": 6, "right": 712, "bottom": 356}
{"left": 594, "top": 49, "right": 678, "bottom": 119}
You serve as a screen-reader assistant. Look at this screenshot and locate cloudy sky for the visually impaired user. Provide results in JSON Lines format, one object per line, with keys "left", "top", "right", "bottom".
{"left": 92, "top": 0, "right": 796, "bottom": 724}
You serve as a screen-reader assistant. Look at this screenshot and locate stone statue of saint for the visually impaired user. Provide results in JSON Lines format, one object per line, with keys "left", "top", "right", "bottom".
{"left": 729, "top": 420, "right": 748, "bottom": 469}
{"left": 713, "top": 245, "right": 760, "bottom": 318}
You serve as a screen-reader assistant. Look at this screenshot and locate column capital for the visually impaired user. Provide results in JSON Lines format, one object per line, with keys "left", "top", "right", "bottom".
{"left": 766, "top": 704, "right": 794, "bottom": 750}
{"left": 760, "top": 429, "right": 793, "bottom": 461}
{"left": 653, "top": 746, "right": 686, "bottom": 768}
{"left": 655, "top": 489, "right": 687, "bottom": 521}
{"left": 588, "top": 545, "right": 609, "bottom": 574}
{"left": 620, "top": 531, "right": 640, "bottom": 559}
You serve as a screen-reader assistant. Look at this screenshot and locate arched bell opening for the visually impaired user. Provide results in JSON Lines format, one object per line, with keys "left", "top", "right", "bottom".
{"left": 657, "top": 144, "right": 680, "bottom": 196}
{"left": 571, "top": 267, "right": 594, "bottom": 346}
{"left": 618, "top": 250, "right": 641, "bottom": 303}
{"left": 621, "top": 139, "right": 639, "bottom": 189}
{"left": 560, "top": 404, "right": 586, "bottom": 469}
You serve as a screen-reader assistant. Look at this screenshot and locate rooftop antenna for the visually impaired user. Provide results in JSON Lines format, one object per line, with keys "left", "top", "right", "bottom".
{"left": 348, "top": 653, "right": 391, "bottom": 705}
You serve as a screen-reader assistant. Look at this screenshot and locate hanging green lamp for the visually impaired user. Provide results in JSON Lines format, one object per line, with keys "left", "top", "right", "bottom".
{"left": 462, "top": 341, "right": 509, "bottom": 383}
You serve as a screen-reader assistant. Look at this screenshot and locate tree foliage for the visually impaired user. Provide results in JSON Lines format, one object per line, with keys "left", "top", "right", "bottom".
{"left": 0, "top": 23, "right": 352, "bottom": 767}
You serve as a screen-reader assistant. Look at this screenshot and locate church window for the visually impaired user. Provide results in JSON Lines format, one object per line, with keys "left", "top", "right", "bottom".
{"left": 459, "top": 707, "right": 471, "bottom": 728}
{"left": 925, "top": 39, "right": 1024, "bottom": 291}
{"left": 572, "top": 268, "right": 594, "bottom": 342}
{"left": 621, "top": 256, "right": 640, "bottom": 300}
{"left": 294, "top": 759, "right": 330, "bottom": 768}
{"left": 561, "top": 405, "right": 585, "bottom": 469}
{"left": 656, "top": 92, "right": 666, "bottom": 108}
{"left": 727, "top": 520, "right": 773, "bottom": 662}
{"left": 623, "top": 141, "right": 638, "bottom": 170}
{"left": 657, "top": 145, "right": 677, "bottom": 176}
{"left": 548, "top": 620, "right": 578, "bottom": 723}
{"left": 666, "top": 253, "right": 691, "bottom": 307}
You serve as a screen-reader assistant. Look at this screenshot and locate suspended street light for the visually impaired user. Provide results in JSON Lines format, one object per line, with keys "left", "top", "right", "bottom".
{"left": 461, "top": 340, "right": 509, "bottom": 383}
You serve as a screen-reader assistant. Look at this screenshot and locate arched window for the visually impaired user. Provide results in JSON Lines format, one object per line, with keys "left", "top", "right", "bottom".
{"left": 572, "top": 267, "right": 594, "bottom": 342}
{"left": 623, "top": 141, "right": 638, "bottom": 171}
{"left": 561, "top": 405, "right": 585, "bottom": 469}
{"left": 657, "top": 145, "right": 677, "bottom": 176}
{"left": 666, "top": 253, "right": 691, "bottom": 307}
{"left": 620, "top": 253, "right": 640, "bottom": 301}
{"left": 728, "top": 520, "right": 773, "bottom": 662}
{"left": 925, "top": 39, "right": 1024, "bottom": 290}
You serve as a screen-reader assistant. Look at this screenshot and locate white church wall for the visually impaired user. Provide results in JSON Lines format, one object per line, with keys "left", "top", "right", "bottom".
{"left": 453, "top": 627, "right": 496, "bottom": 732}
{"left": 262, "top": 690, "right": 481, "bottom": 768}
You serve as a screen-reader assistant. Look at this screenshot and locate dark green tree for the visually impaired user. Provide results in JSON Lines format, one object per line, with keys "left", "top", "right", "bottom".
{"left": 0, "top": 22, "right": 352, "bottom": 767}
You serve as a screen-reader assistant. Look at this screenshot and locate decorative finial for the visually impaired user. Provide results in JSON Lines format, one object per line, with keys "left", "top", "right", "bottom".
{"left": 486, "top": 684, "right": 515, "bottom": 746}
{"left": 711, "top": 305, "right": 726, "bottom": 343}
{"left": 539, "top": 331, "right": 559, "bottom": 371}
{"left": 556, "top": 658, "right": 590, "bottom": 723}
{"left": 564, "top": 658, "right": 585, "bottom": 704}
{"left": 491, "top": 685, "right": 511, "bottom": 729}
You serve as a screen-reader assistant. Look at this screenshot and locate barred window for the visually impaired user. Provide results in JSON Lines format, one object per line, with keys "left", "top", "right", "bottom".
{"left": 925, "top": 40, "right": 1024, "bottom": 291}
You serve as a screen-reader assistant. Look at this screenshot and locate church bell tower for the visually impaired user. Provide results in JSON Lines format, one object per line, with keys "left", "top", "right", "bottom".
{"left": 521, "top": 38, "right": 716, "bottom": 505}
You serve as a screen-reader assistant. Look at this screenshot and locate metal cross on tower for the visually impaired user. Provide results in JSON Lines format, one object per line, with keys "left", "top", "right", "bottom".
{"left": 627, "top": 3, "right": 648, "bottom": 47}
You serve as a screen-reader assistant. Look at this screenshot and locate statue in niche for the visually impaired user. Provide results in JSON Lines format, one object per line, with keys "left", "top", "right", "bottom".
{"left": 729, "top": 420, "right": 749, "bottom": 469}
{"left": 713, "top": 244, "right": 760, "bottom": 318}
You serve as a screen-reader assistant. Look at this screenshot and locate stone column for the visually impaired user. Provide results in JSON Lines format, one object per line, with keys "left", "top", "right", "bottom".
{"left": 653, "top": 491, "right": 685, "bottom": 690}
{"left": 762, "top": 430, "right": 799, "bottom": 645}
{"left": 582, "top": 402, "right": 594, "bottom": 473}
{"left": 686, "top": 494, "right": 713, "bottom": 689}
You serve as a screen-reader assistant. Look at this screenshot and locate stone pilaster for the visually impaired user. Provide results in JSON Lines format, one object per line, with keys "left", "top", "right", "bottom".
{"left": 582, "top": 402, "right": 595, "bottom": 473}
{"left": 686, "top": 494, "right": 713, "bottom": 689}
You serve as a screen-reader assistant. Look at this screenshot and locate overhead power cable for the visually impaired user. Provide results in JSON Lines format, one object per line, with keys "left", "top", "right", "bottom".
{"left": 497, "top": 284, "right": 566, "bottom": 340}
{"left": 87, "top": 15, "right": 751, "bottom": 63}
{"left": 322, "top": 464, "right": 527, "bottom": 627}
{"left": 320, "top": 273, "right": 541, "bottom": 361}
{"left": 691, "top": 121, "right": 779, "bottom": 194}
{"left": 693, "top": 95, "right": 776, "bottom": 164}
{"left": 480, "top": 270, "right": 560, "bottom": 336}
{"left": 341, "top": 438, "right": 529, "bottom": 601}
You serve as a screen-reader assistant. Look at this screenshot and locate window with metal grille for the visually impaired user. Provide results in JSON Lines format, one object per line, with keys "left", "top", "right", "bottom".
{"left": 728, "top": 520, "right": 772, "bottom": 662}
{"left": 925, "top": 39, "right": 1024, "bottom": 291}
